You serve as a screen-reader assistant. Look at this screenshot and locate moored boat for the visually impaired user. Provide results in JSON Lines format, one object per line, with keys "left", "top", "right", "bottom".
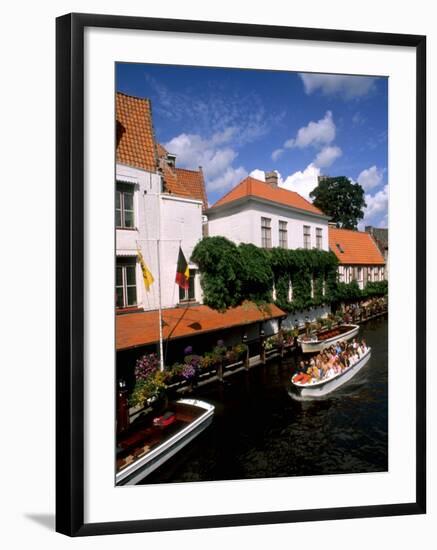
{"left": 291, "top": 347, "right": 371, "bottom": 398}
{"left": 298, "top": 324, "right": 359, "bottom": 353}
{"left": 116, "top": 398, "right": 214, "bottom": 485}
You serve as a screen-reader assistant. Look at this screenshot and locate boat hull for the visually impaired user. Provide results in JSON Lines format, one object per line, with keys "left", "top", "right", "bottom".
{"left": 292, "top": 348, "right": 371, "bottom": 398}
{"left": 116, "top": 398, "right": 214, "bottom": 485}
{"left": 299, "top": 324, "right": 359, "bottom": 353}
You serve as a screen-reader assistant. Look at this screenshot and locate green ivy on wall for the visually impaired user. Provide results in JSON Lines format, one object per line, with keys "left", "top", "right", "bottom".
{"left": 191, "top": 237, "right": 387, "bottom": 312}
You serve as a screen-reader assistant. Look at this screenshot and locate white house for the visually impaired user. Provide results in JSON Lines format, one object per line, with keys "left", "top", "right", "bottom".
{"left": 329, "top": 226, "right": 385, "bottom": 289}
{"left": 206, "top": 171, "right": 332, "bottom": 325}
{"left": 116, "top": 92, "right": 206, "bottom": 313}
{"left": 207, "top": 172, "right": 330, "bottom": 252}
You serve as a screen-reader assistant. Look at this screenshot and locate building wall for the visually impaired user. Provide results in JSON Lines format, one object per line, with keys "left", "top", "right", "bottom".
{"left": 158, "top": 194, "right": 203, "bottom": 309}
{"left": 281, "top": 305, "right": 331, "bottom": 328}
{"left": 116, "top": 163, "right": 204, "bottom": 312}
{"left": 208, "top": 198, "right": 330, "bottom": 251}
{"left": 338, "top": 264, "right": 385, "bottom": 289}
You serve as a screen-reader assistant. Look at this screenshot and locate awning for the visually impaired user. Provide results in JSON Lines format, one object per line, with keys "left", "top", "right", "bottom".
{"left": 116, "top": 301, "right": 286, "bottom": 351}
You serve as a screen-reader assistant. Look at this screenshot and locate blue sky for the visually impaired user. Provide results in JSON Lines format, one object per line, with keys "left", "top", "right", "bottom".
{"left": 116, "top": 63, "right": 388, "bottom": 229}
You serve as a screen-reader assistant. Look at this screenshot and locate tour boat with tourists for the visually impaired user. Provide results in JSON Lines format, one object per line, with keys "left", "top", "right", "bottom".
{"left": 298, "top": 323, "right": 359, "bottom": 353}
{"left": 116, "top": 398, "right": 215, "bottom": 485}
{"left": 291, "top": 346, "right": 372, "bottom": 398}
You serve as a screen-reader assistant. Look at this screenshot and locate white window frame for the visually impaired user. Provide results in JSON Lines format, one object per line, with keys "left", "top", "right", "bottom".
{"left": 261, "top": 217, "right": 272, "bottom": 249}
{"left": 303, "top": 225, "right": 311, "bottom": 249}
{"left": 279, "top": 220, "right": 288, "bottom": 249}
{"left": 116, "top": 181, "right": 135, "bottom": 229}
{"left": 116, "top": 258, "right": 137, "bottom": 308}
{"left": 316, "top": 227, "right": 323, "bottom": 250}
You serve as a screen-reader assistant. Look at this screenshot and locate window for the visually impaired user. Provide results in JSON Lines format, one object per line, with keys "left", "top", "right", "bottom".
{"left": 316, "top": 227, "right": 323, "bottom": 249}
{"left": 279, "top": 220, "right": 288, "bottom": 249}
{"left": 116, "top": 182, "right": 135, "bottom": 228}
{"left": 261, "top": 217, "right": 272, "bottom": 248}
{"left": 303, "top": 225, "right": 311, "bottom": 249}
{"left": 116, "top": 257, "right": 137, "bottom": 308}
{"left": 374, "top": 267, "right": 379, "bottom": 281}
{"left": 179, "top": 269, "right": 196, "bottom": 303}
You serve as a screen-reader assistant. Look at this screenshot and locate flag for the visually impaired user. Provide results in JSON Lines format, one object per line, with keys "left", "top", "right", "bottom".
{"left": 175, "top": 246, "right": 190, "bottom": 290}
{"left": 137, "top": 249, "right": 154, "bottom": 290}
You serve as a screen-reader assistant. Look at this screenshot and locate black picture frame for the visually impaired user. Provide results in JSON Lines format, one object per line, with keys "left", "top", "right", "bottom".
{"left": 56, "top": 12, "right": 426, "bottom": 537}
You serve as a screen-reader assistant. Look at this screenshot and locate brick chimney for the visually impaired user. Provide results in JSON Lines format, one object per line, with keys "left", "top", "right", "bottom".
{"left": 265, "top": 171, "right": 278, "bottom": 188}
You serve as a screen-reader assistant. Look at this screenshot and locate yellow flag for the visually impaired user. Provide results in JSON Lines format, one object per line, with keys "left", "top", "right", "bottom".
{"left": 137, "top": 249, "right": 154, "bottom": 290}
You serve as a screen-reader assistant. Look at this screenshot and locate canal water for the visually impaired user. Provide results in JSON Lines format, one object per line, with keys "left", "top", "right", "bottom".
{"left": 142, "top": 316, "right": 388, "bottom": 484}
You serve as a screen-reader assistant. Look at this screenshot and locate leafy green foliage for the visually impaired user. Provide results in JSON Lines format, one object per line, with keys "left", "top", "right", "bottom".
{"left": 336, "top": 280, "right": 362, "bottom": 301}
{"left": 362, "top": 280, "right": 388, "bottom": 298}
{"left": 191, "top": 236, "right": 245, "bottom": 311}
{"left": 191, "top": 238, "right": 387, "bottom": 311}
{"left": 192, "top": 238, "right": 339, "bottom": 312}
{"left": 310, "top": 176, "right": 366, "bottom": 230}
{"left": 336, "top": 279, "right": 388, "bottom": 301}
{"left": 238, "top": 243, "right": 273, "bottom": 303}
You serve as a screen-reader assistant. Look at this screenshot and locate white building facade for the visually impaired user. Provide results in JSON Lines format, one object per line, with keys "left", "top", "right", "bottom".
{"left": 206, "top": 172, "right": 332, "bottom": 325}
{"left": 116, "top": 162, "right": 204, "bottom": 313}
{"left": 329, "top": 227, "right": 386, "bottom": 290}
{"left": 207, "top": 173, "right": 330, "bottom": 252}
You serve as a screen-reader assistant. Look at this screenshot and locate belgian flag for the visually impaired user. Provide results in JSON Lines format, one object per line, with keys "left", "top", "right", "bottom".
{"left": 175, "top": 247, "right": 190, "bottom": 290}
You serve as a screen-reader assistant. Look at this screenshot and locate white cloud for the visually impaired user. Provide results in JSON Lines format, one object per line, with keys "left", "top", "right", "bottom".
{"left": 284, "top": 111, "right": 336, "bottom": 149}
{"left": 249, "top": 169, "right": 284, "bottom": 185}
{"left": 146, "top": 74, "right": 283, "bottom": 145}
{"left": 358, "top": 184, "right": 388, "bottom": 229}
{"left": 357, "top": 165, "right": 384, "bottom": 192}
{"left": 279, "top": 163, "right": 320, "bottom": 201}
{"left": 208, "top": 166, "right": 248, "bottom": 192}
{"left": 165, "top": 133, "right": 238, "bottom": 180}
{"left": 299, "top": 74, "right": 376, "bottom": 100}
{"left": 165, "top": 131, "right": 246, "bottom": 193}
{"left": 249, "top": 169, "right": 265, "bottom": 181}
{"left": 271, "top": 148, "right": 284, "bottom": 162}
{"left": 314, "top": 145, "right": 342, "bottom": 168}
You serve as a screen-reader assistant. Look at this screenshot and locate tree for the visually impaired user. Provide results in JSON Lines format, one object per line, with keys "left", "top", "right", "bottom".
{"left": 310, "top": 176, "right": 366, "bottom": 229}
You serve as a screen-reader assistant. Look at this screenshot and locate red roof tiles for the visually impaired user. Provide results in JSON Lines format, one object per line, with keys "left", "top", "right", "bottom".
{"left": 116, "top": 301, "right": 285, "bottom": 351}
{"left": 175, "top": 168, "right": 208, "bottom": 209}
{"left": 116, "top": 93, "right": 208, "bottom": 208}
{"left": 329, "top": 227, "right": 385, "bottom": 265}
{"left": 116, "top": 92, "right": 157, "bottom": 173}
{"left": 157, "top": 144, "right": 208, "bottom": 209}
{"left": 210, "top": 176, "right": 325, "bottom": 216}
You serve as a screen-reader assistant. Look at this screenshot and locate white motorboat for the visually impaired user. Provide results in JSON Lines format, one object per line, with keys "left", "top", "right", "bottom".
{"left": 116, "top": 398, "right": 214, "bottom": 485}
{"left": 291, "top": 348, "right": 372, "bottom": 398}
{"left": 298, "top": 324, "right": 359, "bottom": 353}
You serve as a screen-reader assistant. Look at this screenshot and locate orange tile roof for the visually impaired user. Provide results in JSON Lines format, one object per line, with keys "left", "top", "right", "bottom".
{"left": 210, "top": 176, "right": 325, "bottom": 216}
{"left": 175, "top": 168, "right": 208, "bottom": 209}
{"left": 329, "top": 227, "right": 385, "bottom": 265}
{"left": 157, "top": 144, "right": 208, "bottom": 209}
{"left": 161, "top": 163, "right": 193, "bottom": 200}
{"left": 116, "top": 92, "right": 158, "bottom": 173}
{"left": 116, "top": 301, "right": 285, "bottom": 351}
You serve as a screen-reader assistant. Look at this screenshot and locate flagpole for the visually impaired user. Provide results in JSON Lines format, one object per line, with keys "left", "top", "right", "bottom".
{"left": 156, "top": 239, "right": 164, "bottom": 372}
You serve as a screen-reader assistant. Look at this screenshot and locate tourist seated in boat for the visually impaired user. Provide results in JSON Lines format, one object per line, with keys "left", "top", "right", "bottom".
{"left": 293, "top": 370, "right": 312, "bottom": 384}
{"left": 293, "top": 337, "right": 369, "bottom": 385}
